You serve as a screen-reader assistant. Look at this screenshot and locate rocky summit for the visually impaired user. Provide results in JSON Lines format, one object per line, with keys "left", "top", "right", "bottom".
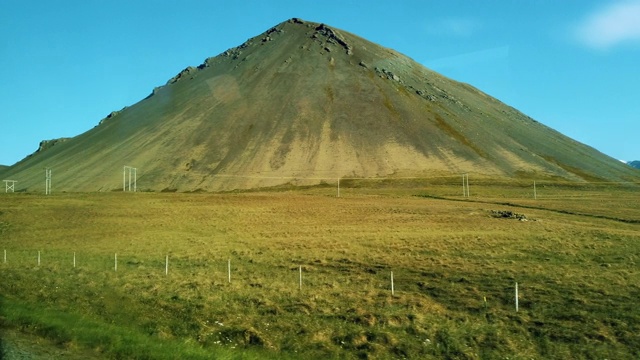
{"left": 3, "top": 18, "right": 638, "bottom": 192}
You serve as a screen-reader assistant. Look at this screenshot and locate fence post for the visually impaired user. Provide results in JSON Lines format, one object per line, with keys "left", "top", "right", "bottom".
{"left": 515, "top": 282, "right": 519, "bottom": 312}
{"left": 391, "top": 271, "right": 395, "bottom": 296}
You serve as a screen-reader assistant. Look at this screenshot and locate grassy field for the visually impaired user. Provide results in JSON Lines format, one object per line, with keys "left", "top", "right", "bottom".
{"left": 0, "top": 182, "right": 639, "bottom": 359}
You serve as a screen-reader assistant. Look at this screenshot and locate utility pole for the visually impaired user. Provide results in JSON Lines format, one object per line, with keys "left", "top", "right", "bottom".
{"left": 45, "top": 168, "right": 52, "bottom": 195}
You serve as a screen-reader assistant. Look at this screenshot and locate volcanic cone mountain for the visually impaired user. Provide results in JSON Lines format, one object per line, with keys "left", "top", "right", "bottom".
{"left": 3, "top": 18, "right": 638, "bottom": 192}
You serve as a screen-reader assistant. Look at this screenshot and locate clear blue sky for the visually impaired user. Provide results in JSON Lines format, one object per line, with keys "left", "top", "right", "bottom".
{"left": 1, "top": 0, "right": 639, "bottom": 166}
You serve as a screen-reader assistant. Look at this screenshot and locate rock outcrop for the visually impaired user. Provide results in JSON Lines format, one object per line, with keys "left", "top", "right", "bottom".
{"left": 36, "top": 138, "right": 71, "bottom": 153}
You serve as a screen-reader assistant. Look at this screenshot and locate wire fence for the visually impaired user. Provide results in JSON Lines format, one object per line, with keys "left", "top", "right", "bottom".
{"left": 1, "top": 249, "right": 525, "bottom": 312}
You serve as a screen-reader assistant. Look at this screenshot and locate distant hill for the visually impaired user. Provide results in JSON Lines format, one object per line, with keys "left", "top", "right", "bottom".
{"left": 2, "top": 18, "right": 639, "bottom": 192}
{"left": 628, "top": 161, "right": 640, "bottom": 169}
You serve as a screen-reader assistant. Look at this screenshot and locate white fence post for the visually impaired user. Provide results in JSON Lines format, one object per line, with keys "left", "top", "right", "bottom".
{"left": 391, "top": 271, "right": 395, "bottom": 296}
{"left": 515, "top": 282, "right": 519, "bottom": 312}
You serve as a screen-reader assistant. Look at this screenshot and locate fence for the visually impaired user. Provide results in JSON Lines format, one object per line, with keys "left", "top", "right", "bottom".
{"left": 2, "top": 248, "right": 526, "bottom": 312}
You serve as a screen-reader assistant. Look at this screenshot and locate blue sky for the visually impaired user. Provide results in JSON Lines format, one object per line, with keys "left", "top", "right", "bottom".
{"left": 1, "top": 0, "right": 639, "bottom": 166}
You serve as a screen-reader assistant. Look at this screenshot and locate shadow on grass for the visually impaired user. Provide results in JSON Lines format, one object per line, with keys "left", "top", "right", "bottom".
{"left": 415, "top": 194, "right": 640, "bottom": 224}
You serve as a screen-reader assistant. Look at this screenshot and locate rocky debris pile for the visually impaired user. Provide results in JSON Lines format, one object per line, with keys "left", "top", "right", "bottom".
{"left": 415, "top": 90, "right": 437, "bottom": 101}
{"left": 372, "top": 67, "right": 465, "bottom": 107}
{"left": 261, "top": 26, "right": 283, "bottom": 42}
{"left": 490, "top": 210, "right": 529, "bottom": 221}
{"left": 375, "top": 67, "right": 401, "bottom": 82}
{"left": 312, "top": 24, "right": 352, "bottom": 54}
{"left": 221, "top": 38, "right": 254, "bottom": 61}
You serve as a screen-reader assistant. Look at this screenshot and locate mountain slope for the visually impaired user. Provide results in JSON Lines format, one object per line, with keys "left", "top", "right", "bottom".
{"left": 3, "top": 18, "right": 638, "bottom": 192}
{"left": 627, "top": 161, "right": 640, "bottom": 169}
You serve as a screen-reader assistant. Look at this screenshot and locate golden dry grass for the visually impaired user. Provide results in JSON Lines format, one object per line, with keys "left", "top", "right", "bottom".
{"left": 1, "top": 183, "right": 639, "bottom": 358}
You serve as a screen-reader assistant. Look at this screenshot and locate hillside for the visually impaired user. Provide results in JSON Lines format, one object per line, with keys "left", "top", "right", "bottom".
{"left": 628, "top": 161, "right": 640, "bottom": 169}
{"left": 2, "top": 18, "right": 638, "bottom": 192}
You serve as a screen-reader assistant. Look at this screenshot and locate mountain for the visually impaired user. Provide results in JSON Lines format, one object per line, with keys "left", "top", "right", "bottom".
{"left": 2, "top": 18, "right": 638, "bottom": 192}
{"left": 628, "top": 161, "right": 640, "bottom": 169}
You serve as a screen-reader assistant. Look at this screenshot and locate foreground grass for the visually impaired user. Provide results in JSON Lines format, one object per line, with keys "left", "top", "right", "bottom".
{"left": 1, "top": 184, "right": 639, "bottom": 359}
{"left": 1, "top": 297, "right": 268, "bottom": 359}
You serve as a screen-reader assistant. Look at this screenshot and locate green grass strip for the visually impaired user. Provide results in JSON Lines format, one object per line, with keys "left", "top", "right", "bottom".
{"left": 0, "top": 296, "right": 273, "bottom": 359}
